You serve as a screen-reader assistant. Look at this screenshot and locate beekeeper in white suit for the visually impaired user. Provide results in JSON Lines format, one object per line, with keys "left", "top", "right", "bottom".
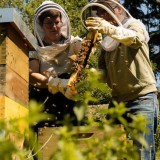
{"left": 29, "top": 1, "right": 82, "bottom": 129}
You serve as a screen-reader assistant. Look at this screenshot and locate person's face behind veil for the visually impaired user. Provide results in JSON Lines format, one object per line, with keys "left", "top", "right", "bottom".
{"left": 41, "top": 11, "right": 63, "bottom": 44}
{"left": 95, "top": 4, "right": 119, "bottom": 26}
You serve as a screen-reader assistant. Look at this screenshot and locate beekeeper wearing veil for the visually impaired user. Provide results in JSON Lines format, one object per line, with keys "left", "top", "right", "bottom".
{"left": 29, "top": 1, "right": 82, "bottom": 129}
{"left": 82, "top": 0, "right": 159, "bottom": 160}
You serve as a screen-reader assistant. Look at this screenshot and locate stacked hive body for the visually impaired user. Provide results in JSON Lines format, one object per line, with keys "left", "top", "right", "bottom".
{"left": 0, "top": 8, "right": 36, "bottom": 119}
{"left": 0, "top": 8, "right": 36, "bottom": 151}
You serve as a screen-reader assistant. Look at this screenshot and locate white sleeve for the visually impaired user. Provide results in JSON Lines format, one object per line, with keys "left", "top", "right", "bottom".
{"left": 106, "top": 20, "right": 149, "bottom": 47}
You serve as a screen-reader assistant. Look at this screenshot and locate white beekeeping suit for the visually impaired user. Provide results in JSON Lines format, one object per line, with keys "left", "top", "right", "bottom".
{"left": 29, "top": 1, "right": 82, "bottom": 99}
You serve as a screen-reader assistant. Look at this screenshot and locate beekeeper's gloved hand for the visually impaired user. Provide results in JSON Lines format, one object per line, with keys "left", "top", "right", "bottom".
{"left": 48, "top": 77, "right": 76, "bottom": 100}
{"left": 85, "top": 17, "right": 137, "bottom": 46}
{"left": 85, "top": 17, "right": 116, "bottom": 35}
{"left": 85, "top": 30, "right": 102, "bottom": 44}
{"left": 48, "top": 77, "right": 60, "bottom": 94}
{"left": 58, "top": 79, "right": 76, "bottom": 100}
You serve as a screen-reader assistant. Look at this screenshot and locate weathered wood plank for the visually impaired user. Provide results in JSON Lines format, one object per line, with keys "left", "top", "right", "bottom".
{"left": 0, "top": 27, "right": 29, "bottom": 81}
{"left": 5, "top": 66, "right": 28, "bottom": 106}
{"left": 0, "top": 65, "right": 28, "bottom": 106}
{"left": 0, "top": 24, "right": 29, "bottom": 56}
{"left": 0, "top": 65, "right": 5, "bottom": 94}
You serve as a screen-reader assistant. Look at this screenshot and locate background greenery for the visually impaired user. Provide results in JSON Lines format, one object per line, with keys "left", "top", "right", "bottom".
{"left": 0, "top": 72, "right": 151, "bottom": 160}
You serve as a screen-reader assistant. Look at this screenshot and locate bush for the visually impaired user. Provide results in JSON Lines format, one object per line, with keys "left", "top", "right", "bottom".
{"left": 0, "top": 70, "right": 159, "bottom": 160}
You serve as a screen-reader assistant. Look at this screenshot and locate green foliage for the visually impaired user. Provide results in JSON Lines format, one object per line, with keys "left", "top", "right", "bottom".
{"left": 53, "top": 0, "right": 87, "bottom": 36}
{"left": 0, "top": 101, "right": 157, "bottom": 160}
{"left": 75, "top": 69, "right": 111, "bottom": 105}
{"left": 0, "top": 101, "right": 50, "bottom": 160}
{"left": 0, "top": 0, "right": 23, "bottom": 8}
{"left": 0, "top": 75, "right": 160, "bottom": 159}
{"left": 44, "top": 101, "right": 148, "bottom": 160}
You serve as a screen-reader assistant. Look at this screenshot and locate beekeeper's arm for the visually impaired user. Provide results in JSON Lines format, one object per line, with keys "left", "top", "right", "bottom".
{"left": 48, "top": 76, "right": 76, "bottom": 100}
{"left": 85, "top": 17, "right": 147, "bottom": 48}
{"left": 29, "top": 59, "right": 48, "bottom": 88}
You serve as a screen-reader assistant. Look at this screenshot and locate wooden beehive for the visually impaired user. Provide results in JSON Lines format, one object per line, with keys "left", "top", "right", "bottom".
{"left": 38, "top": 126, "right": 105, "bottom": 160}
{"left": 38, "top": 105, "right": 127, "bottom": 160}
{"left": 0, "top": 8, "right": 37, "bottom": 118}
{"left": 38, "top": 124, "right": 126, "bottom": 160}
{"left": 0, "top": 8, "right": 37, "bottom": 155}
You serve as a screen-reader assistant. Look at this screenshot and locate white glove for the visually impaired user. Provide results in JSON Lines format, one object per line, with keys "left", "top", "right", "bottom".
{"left": 85, "top": 17, "right": 115, "bottom": 35}
{"left": 58, "top": 79, "right": 76, "bottom": 100}
{"left": 48, "top": 77, "right": 60, "bottom": 94}
{"left": 48, "top": 77, "right": 76, "bottom": 100}
{"left": 85, "top": 30, "right": 102, "bottom": 44}
{"left": 85, "top": 17, "right": 137, "bottom": 46}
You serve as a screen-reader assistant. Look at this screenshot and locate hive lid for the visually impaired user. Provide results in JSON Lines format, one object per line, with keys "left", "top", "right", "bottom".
{"left": 0, "top": 8, "right": 37, "bottom": 50}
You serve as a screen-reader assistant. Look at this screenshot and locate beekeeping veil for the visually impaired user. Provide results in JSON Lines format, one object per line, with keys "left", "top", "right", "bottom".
{"left": 81, "top": 0, "right": 131, "bottom": 28}
{"left": 81, "top": 0, "right": 149, "bottom": 51}
{"left": 33, "top": 1, "right": 71, "bottom": 61}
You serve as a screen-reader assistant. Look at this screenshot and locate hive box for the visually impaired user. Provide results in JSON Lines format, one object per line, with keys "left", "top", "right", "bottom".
{"left": 0, "top": 8, "right": 37, "bottom": 156}
{"left": 38, "top": 105, "right": 126, "bottom": 160}
{"left": 0, "top": 8, "right": 37, "bottom": 119}
{"left": 38, "top": 126, "right": 105, "bottom": 160}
